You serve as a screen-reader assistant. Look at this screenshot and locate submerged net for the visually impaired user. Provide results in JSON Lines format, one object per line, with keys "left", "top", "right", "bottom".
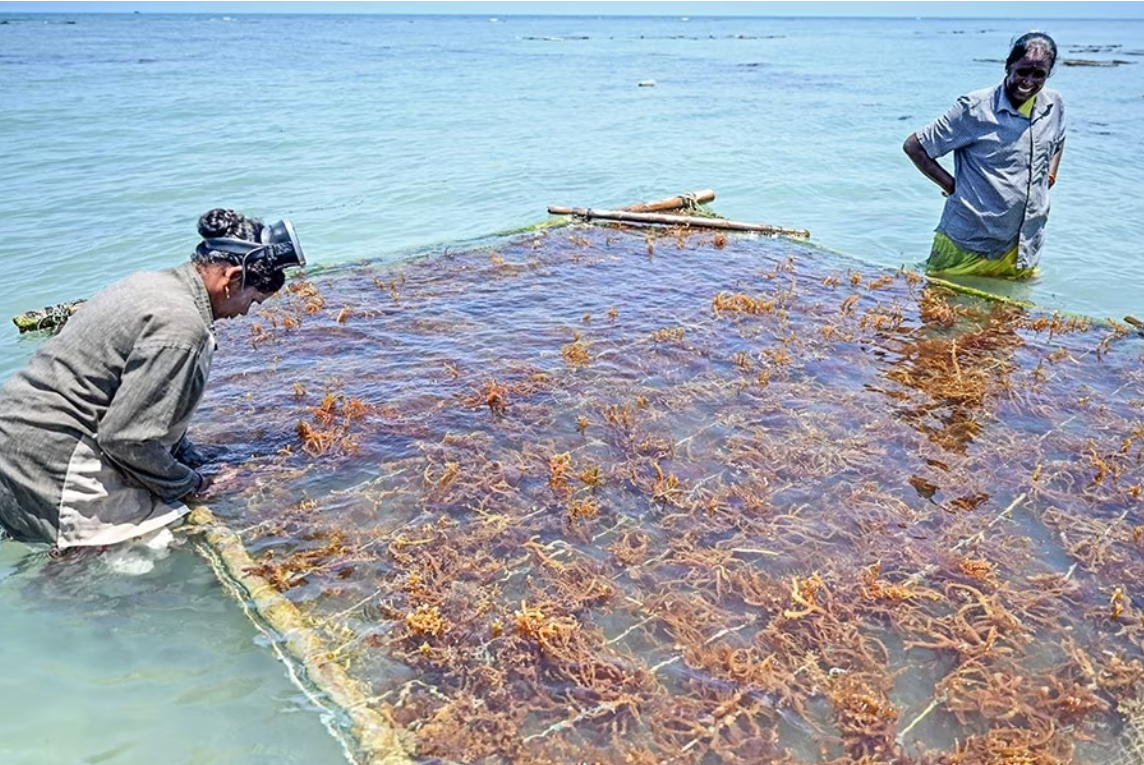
{"left": 191, "top": 223, "right": 1144, "bottom": 765}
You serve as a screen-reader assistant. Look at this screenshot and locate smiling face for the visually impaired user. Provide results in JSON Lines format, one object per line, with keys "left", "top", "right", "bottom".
{"left": 1005, "top": 45, "right": 1053, "bottom": 109}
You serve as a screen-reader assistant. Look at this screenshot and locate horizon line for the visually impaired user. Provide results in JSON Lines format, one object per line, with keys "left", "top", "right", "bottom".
{"left": 2, "top": 10, "right": 1138, "bottom": 20}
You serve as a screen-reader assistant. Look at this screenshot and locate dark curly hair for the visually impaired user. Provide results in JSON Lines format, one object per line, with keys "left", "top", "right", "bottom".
{"left": 1006, "top": 32, "right": 1058, "bottom": 75}
{"left": 193, "top": 208, "right": 285, "bottom": 294}
{"left": 196, "top": 208, "right": 263, "bottom": 241}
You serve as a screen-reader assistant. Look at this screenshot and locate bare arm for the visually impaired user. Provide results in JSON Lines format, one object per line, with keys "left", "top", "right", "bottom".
{"left": 1049, "top": 141, "right": 1065, "bottom": 188}
{"left": 903, "top": 133, "right": 955, "bottom": 197}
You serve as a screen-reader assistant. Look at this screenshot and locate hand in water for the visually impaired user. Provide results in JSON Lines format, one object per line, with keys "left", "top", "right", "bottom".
{"left": 195, "top": 464, "right": 243, "bottom": 497}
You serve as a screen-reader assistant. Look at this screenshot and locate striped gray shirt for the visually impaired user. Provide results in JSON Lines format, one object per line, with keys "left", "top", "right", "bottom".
{"left": 0, "top": 261, "right": 215, "bottom": 546}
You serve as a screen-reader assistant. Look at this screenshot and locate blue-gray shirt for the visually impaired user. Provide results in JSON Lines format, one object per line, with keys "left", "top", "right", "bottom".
{"left": 915, "top": 83, "right": 1066, "bottom": 269}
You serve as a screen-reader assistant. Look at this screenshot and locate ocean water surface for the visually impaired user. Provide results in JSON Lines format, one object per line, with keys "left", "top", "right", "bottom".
{"left": 1, "top": 11, "right": 1143, "bottom": 764}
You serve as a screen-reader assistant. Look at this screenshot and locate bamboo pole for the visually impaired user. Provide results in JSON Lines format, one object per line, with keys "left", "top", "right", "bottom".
{"left": 545, "top": 206, "right": 811, "bottom": 238}
{"left": 621, "top": 189, "right": 716, "bottom": 213}
{"left": 920, "top": 275, "right": 1037, "bottom": 309}
{"left": 12, "top": 301, "right": 84, "bottom": 334}
{"left": 182, "top": 506, "right": 413, "bottom": 765}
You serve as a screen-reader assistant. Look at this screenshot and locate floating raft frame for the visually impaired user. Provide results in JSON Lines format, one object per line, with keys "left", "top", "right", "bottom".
{"left": 16, "top": 191, "right": 1143, "bottom": 764}
{"left": 177, "top": 196, "right": 1144, "bottom": 765}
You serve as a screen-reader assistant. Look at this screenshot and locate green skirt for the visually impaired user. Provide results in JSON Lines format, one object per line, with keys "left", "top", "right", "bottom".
{"left": 925, "top": 232, "right": 1039, "bottom": 281}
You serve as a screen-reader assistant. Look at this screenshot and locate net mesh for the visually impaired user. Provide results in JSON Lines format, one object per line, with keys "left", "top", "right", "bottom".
{"left": 191, "top": 224, "right": 1144, "bottom": 765}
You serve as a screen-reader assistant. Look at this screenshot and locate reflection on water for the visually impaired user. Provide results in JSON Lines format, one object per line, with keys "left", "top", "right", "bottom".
{"left": 183, "top": 225, "right": 1144, "bottom": 764}
{"left": 879, "top": 288, "right": 1028, "bottom": 456}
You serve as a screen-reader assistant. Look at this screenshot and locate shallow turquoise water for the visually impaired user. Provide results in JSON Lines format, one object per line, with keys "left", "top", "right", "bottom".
{"left": 1, "top": 11, "right": 1142, "bottom": 764}
{"left": 0, "top": 541, "right": 349, "bottom": 764}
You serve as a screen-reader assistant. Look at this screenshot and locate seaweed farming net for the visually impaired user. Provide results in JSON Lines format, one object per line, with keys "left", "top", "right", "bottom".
{"left": 192, "top": 224, "right": 1144, "bottom": 765}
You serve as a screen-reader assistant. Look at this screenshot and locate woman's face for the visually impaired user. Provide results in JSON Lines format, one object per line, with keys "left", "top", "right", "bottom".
{"left": 1005, "top": 47, "right": 1053, "bottom": 107}
{"left": 212, "top": 271, "right": 275, "bottom": 320}
{"left": 217, "top": 285, "right": 274, "bottom": 319}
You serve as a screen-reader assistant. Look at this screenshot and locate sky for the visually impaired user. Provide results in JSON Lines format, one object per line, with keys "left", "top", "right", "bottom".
{"left": 3, "top": 1, "right": 1143, "bottom": 20}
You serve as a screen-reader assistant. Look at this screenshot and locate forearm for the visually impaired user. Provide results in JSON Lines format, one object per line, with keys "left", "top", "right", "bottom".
{"left": 98, "top": 436, "right": 200, "bottom": 500}
{"left": 1049, "top": 145, "right": 1064, "bottom": 188}
{"left": 904, "top": 134, "right": 955, "bottom": 196}
{"left": 97, "top": 343, "right": 207, "bottom": 501}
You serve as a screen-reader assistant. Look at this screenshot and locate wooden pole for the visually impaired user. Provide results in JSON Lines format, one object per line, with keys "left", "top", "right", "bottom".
{"left": 545, "top": 206, "right": 810, "bottom": 238}
{"left": 621, "top": 189, "right": 716, "bottom": 213}
{"left": 12, "top": 301, "right": 84, "bottom": 334}
{"left": 185, "top": 507, "right": 414, "bottom": 765}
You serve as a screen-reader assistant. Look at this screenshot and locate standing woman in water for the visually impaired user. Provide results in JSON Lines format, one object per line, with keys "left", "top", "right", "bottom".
{"left": 904, "top": 31, "right": 1067, "bottom": 280}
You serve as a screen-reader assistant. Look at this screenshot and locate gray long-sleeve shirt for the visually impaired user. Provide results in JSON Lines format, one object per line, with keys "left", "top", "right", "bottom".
{"left": 916, "top": 83, "right": 1067, "bottom": 269}
{"left": 0, "top": 261, "right": 216, "bottom": 547}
